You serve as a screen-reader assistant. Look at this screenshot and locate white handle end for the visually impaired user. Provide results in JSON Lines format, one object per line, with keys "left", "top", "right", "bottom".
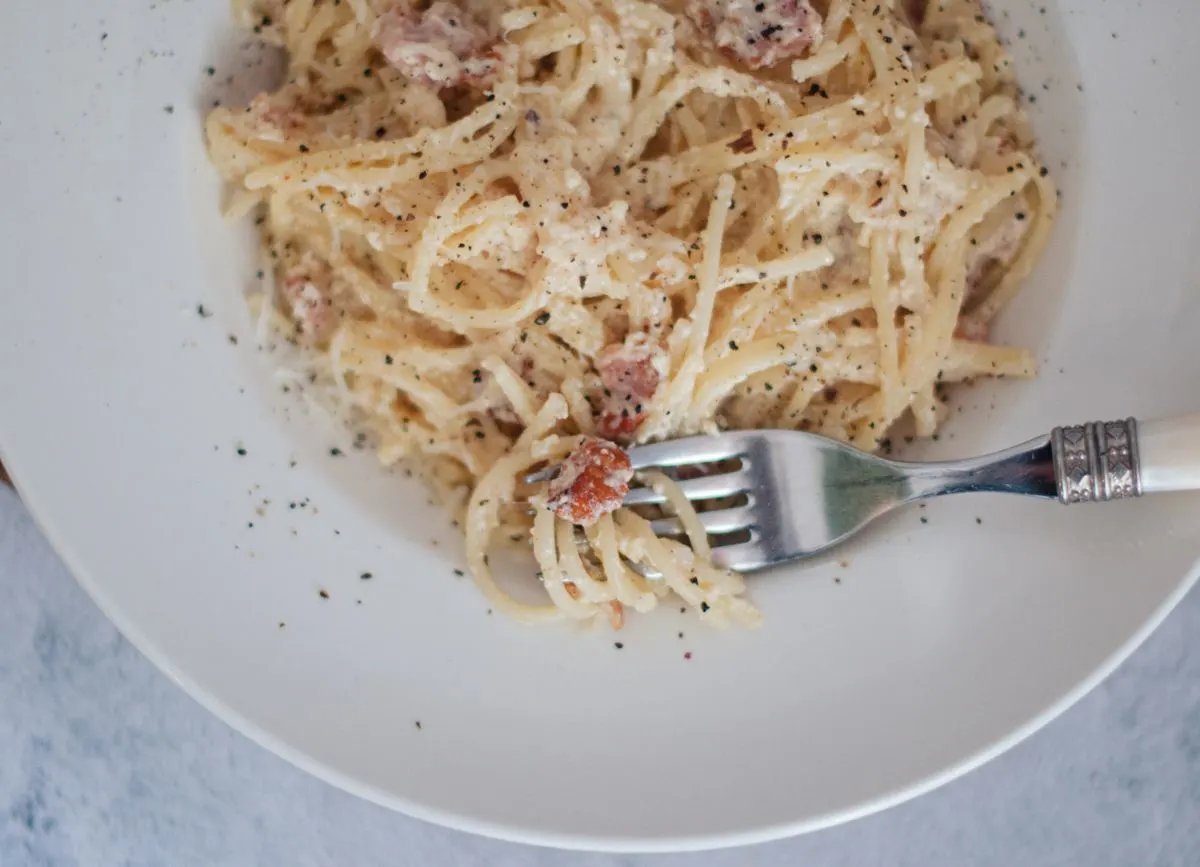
{"left": 1139, "top": 414, "right": 1200, "bottom": 493}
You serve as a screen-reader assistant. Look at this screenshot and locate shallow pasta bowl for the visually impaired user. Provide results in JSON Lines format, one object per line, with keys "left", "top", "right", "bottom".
{"left": 3, "top": 0, "right": 1200, "bottom": 853}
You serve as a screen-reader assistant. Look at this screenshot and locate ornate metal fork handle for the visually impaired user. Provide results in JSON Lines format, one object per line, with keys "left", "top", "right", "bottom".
{"left": 1051, "top": 418, "right": 1141, "bottom": 504}
{"left": 532, "top": 412, "right": 1200, "bottom": 574}
{"left": 1047, "top": 414, "right": 1200, "bottom": 505}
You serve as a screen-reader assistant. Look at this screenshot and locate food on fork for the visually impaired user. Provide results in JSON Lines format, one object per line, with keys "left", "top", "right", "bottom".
{"left": 546, "top": 438, "right": 633, "bottom": 526}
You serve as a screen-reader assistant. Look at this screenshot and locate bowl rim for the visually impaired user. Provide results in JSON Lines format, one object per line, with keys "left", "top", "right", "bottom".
{"left": 4, "top": 454, "right": 1197, "bottom": 852}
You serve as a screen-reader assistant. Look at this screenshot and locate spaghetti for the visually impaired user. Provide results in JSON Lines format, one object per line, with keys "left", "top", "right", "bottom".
{"left": 206, "top": 0, "right": 1057, "bottom": 629}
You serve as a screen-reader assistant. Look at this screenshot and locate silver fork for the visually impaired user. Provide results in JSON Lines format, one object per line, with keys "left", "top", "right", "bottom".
{"left": 606, "top": 414, "right": 1200, "bottom": 572}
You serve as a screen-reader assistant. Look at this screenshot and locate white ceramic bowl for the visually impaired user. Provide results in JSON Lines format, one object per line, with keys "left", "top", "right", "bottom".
{"left": 2, "top": 0, "right": 1199, "bottom": 852}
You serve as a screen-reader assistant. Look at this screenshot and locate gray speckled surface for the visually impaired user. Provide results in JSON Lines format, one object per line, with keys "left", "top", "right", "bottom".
{"left": 1, "top": 483, "right": 1198, "bottom": 866}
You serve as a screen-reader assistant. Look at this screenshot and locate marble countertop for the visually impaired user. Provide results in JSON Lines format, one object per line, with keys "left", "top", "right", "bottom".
{"left": 2, "top": 483, "right": 1198, "bottom": 866}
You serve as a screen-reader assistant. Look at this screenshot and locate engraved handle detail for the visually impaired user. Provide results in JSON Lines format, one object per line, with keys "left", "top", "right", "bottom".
{"left": 1050, "top": 418, "right": 1142, "bottom": 504}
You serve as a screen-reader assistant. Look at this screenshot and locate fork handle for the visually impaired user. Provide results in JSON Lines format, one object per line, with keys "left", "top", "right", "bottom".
{"left": 1131, "top": 414, "right": 1200, "bottom": 494}
{"left": 1051, "top": 414, "right": 1200, "bottom": 503}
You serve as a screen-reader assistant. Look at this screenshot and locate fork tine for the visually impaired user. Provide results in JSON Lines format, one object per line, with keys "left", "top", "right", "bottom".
{"left": 626, "top": 435, "right": 748, "bottom": 470}
{"left": 711, "top": 539, "right": 772, "bottom": 572}
{"left": 522, "top": 466, "right": 557, "bottom": 484}
{"left": 649, "top": 505, "right": 758, "bottom": 537}
{"left": 623, "top": 470, "right": 751, "bottom": 506}
{"left": 522, "top": 434, "right": 747, "bottom": 485}
{"left": 557, "top": 525, "right": 665, "bottom": 581}
{"left": 624, "top": 556, "right": 663, "bottom": 582}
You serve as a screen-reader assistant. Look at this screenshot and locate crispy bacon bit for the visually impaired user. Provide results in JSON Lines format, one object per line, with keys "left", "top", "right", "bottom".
{"left": 728, "top": 129, "right": 756, "bottom": 154}
{"left": 564, "top": 581, "right": 582, "bottom": 600}
{"left": 246, "top": 92, "right": 306, "bottom": 142}
{"left": 595, "top": 334, "right": 665, "bottom": 441}
{"left": 546, "top": 438, "right": 633, "bottom": 526}
{"left": 374, "top": 1, "right": 500, "bottom": 89}
{"left": 607, "top": 601, "right": 625, "bottom": 631}
{"left": 685, "top": 0, "right": 823, "bottom": 69}
{"left": 280, "top": 258, "right": 336, "bottom": 343}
